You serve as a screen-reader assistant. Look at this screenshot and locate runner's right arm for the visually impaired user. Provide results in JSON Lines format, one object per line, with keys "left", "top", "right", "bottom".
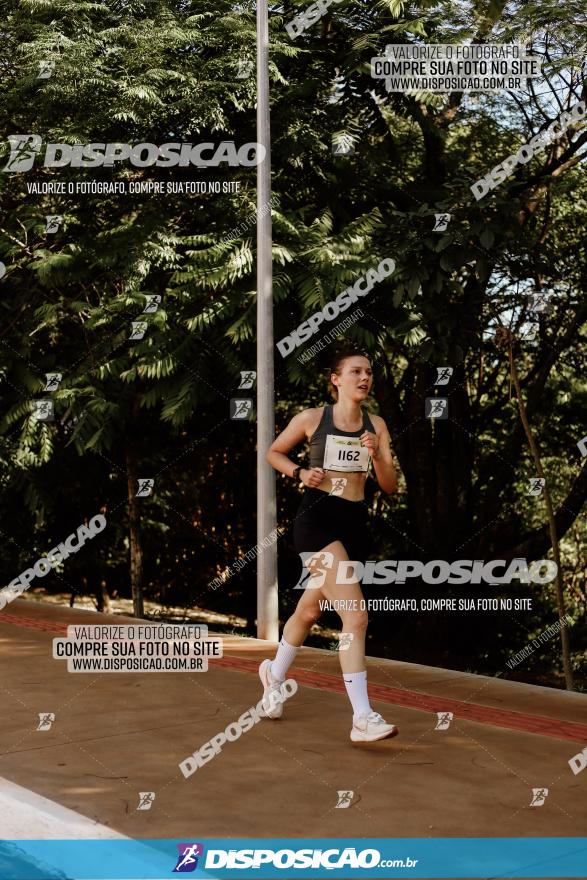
{"left": 267, "top": 410, "right": 325, "bottom": 488}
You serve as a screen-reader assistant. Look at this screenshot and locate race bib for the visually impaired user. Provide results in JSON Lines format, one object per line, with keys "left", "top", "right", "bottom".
{"left": 323, "top": 434, "right": 370, "bottom": 472}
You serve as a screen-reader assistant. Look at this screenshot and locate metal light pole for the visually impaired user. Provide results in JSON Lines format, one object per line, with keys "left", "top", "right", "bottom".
{"left": 256, "top": 0, "right": 279, "bottom": 640}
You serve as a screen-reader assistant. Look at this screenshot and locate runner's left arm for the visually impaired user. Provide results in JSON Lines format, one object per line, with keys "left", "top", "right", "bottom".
{"left": 361, "top": 416, "right": 397, "bottom": 494}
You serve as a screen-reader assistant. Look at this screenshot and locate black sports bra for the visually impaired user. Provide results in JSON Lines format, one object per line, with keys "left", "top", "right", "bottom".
{"left": 308, "top": 405, "right": 376, "bottom": 471}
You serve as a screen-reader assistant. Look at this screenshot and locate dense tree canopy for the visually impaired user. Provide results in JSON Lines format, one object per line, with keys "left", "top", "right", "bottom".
{"left": 0, "top": 0, "right": 585, "bottom": 685}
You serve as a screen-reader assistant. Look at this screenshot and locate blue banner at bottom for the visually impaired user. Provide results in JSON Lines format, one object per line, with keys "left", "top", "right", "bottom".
{"left": 1, "top": 838, "right": 587, "bottom": 879}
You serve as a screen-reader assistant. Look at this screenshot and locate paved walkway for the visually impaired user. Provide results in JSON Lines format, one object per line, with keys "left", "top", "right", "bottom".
{"left": 0, "top": 599, "right": 585, "bottom": 851}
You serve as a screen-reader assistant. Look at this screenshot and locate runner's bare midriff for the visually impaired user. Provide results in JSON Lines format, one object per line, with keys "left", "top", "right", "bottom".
{"left": 314, "top": 470, "right": 367, "bottom": 502}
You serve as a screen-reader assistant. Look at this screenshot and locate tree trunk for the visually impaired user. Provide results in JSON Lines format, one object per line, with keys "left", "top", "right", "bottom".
{"left": 126, "top": 443, "right": 144, "bottom": 619}
{"left": 95, "top": 573, "right": 110, "bottom": 614}
{"left": 503, "top": 329, "right": 574, "bottom": 690}
{"left": 432, "top": 357, "right": 474, "bottom": 557}
{"left": 377, "top": 355, "right": 474, "bottom": 558}
{"left": 402, "top": 362, "right": 438, "bottom": 555}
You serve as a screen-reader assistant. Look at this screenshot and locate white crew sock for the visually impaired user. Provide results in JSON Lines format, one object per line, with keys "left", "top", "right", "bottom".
{"left": 343, "top": 670, "right": 372, "bottom": 720}
{"left": 270, "top": 637, "right": 300, "bottom": 682}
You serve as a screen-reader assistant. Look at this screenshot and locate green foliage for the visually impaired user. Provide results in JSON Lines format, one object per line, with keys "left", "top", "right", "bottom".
{"left": 0, "top": 0, "right": 585, "bottom": 681}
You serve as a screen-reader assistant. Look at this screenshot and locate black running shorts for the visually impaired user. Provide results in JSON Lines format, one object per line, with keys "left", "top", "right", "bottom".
{"left": 292, "top": 488, "right": 371, "bottom": 567}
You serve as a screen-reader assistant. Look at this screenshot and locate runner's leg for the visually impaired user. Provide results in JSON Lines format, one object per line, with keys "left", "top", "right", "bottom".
{"left": 270, "top": 587, "right": 323, "bottom": 681}
{"left": 258, "top": 576, "right": 323, "bottom": 716}
{"left": 317, "top": 539, "right": 368, "bottom": 674}
{"left": 317, "top": 540, "right": 398, "bottom": 740}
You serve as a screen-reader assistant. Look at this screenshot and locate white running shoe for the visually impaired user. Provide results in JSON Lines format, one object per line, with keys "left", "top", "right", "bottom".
{"left": 350, "top": 711, "right": 399, "bottom": 742}
{"left": 258, "top": 659, "right": 285, "bottom": 719}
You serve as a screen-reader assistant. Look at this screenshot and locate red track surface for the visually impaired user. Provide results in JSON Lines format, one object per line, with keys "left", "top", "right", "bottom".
{"left": 3, "top": 611, "right": 587, "bottom": 744}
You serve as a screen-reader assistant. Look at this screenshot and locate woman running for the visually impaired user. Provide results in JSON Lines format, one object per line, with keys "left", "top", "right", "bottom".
{"left": 259, "top": 349, "right": 399, "bottom": 742}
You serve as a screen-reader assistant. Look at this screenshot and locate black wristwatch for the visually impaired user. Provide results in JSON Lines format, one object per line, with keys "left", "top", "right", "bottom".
{"left": 292, "top": 465, "right": 303, "bottom": 481}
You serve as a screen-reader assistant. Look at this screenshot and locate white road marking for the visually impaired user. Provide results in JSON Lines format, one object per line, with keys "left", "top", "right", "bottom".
{"left": 0, "top": 776, "right": 128, "bottom": 839}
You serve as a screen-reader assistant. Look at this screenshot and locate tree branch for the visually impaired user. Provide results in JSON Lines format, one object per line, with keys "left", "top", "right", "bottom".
{"left": 501, "top": 462, "right": 587, "bottom": 563}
